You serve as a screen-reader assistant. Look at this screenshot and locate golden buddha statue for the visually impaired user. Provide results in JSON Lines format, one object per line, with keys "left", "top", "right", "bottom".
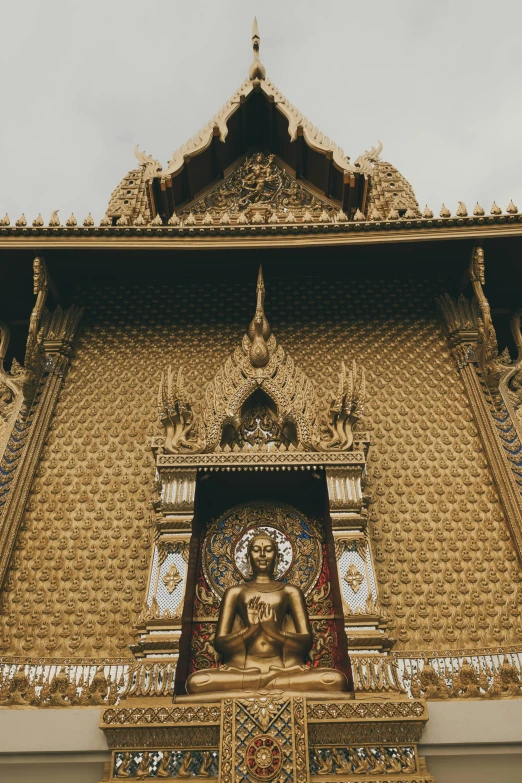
{"left": 185, "top": 532, "right": 349, "bottom": 696}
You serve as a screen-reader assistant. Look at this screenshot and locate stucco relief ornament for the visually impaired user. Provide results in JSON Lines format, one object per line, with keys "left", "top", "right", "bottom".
{"left": 246, "top": 736, "right": 282, "bottom": 781}
{"left": 319, "top": 359, "right": 365, "bottom": 451}
{"left": 177, "top": 152, "right": 335, "bottom": 221}
{"left": 470, "top": 244, "right": 503, "bottom": 387}
{"left": 162, "top": 563, "right": 182, "bottom": 593}
{"left": 157, "top": 365, "right": 202, "bottom": 452}
{"left": 10, "top": 255, "right": 54, "bottom": 405}
{"left": 500, "top": 309, "right": 522, "bottom": 426}
{"left": 247, "top": 697, "right": 282, "bottom": 732}
{"left": 344, "top": 563, "right": 364, "bottom": 593}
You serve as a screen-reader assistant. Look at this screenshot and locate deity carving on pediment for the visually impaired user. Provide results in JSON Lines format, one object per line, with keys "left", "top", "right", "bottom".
{"left": 237, "top": 152, "right": 279, "bottom": 208}
{"left": 178, "top": 152, "right": 336, "bottom": 220}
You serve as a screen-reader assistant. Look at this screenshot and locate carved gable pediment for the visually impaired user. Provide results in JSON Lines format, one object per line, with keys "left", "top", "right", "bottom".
{"left": 178, "top": 153, "right": 338, "bottom": 222}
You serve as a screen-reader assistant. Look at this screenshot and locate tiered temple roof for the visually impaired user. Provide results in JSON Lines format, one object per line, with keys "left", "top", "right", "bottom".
{"left": 103, "top": 20, "right": 420, "bottom": 226}
{"left": 0, "top": 20, "right": 520, "bottom": 241}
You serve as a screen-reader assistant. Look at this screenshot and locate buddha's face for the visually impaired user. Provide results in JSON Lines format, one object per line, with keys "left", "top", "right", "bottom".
{"left": 248, "top": 536, "right": 277, "bottom": 577}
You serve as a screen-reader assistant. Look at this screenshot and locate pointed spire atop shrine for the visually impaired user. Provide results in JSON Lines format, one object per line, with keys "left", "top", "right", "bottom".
{"left": 248, "top": 265, "right": 271, "bottom": 342}
{"left": 256, "top": 263, "right": 266, "bottom": 310}
{"left": 247, "top": 265, "right": 272, "bottom": 367}
{"left": 249, "top": 17, "right": 266, "bottom": 81}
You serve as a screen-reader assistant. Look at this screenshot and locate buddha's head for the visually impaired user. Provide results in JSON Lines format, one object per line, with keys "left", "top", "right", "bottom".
{"left": 247, "top": 532, "right": 278, "bottom": 578}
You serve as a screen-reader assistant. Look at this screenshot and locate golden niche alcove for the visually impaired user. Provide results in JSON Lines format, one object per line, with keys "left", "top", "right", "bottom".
{"left": 174, "top": 471, "right": 353, "bottom": 698}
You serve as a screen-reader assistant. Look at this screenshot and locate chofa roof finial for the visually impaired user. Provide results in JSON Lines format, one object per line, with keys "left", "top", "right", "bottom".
{"left": 249, "top": 17, "right": 266, "bottom": 81}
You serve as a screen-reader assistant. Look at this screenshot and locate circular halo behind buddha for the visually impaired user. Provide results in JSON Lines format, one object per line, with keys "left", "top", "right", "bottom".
{"left": 235, "top": 526, "right": 292, "bottom": 580}
{"left": 202, "top": 500, "right": 323, "bottom": 599}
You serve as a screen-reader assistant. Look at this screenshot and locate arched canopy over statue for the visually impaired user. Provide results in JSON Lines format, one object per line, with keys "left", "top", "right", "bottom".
{"left": 184, "top": 531, "right": 349, "bottom": 698}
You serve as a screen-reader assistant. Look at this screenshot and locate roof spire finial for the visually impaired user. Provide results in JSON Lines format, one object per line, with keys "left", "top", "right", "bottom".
{"left": 255, "top": 262, "right": 265, "bottom": 308}
{"left": 249, "top": 17, "right": 266, "bottom": 81}
{"left": 249, "top": 264, "right": 271, "bottom": 337}
{"left": 247, "top": 265, "right": 272, "bottom": 368}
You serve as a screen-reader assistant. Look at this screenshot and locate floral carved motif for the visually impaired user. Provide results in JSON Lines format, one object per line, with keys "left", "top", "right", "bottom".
{"left": 344, "top": 564, "right": 364, "bottom": 593}
{"left": 162, "top": 564, "right": 182, "bottom": 594}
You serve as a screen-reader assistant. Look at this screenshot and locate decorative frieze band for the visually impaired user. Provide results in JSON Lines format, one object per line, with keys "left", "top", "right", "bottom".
{"left": 155, "top": 450, "right": 366, "bottom": 470}
{"left": 2, "top": 648, "right": 520, "bottom": 706}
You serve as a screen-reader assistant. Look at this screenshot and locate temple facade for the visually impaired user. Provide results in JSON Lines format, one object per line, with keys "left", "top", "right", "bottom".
{"left": 0, "top": 20, "right": 522, "bottom": 783}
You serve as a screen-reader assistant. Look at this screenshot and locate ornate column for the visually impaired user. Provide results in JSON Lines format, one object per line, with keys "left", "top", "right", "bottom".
{"left": 131, "top": 466, "right": 195, "bottom": 660}
{"left": 326, "top": 444, "right": 396, "bottom": 656}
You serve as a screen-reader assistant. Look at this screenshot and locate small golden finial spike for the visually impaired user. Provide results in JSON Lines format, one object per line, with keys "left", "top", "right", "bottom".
{"left": 248, "top": 265, "right": 271, "bottom": 368}
{"left": 256, "top": 264, "right": 265, "bottom": 309}
{"left": 249, "top": 17, "right": 266, "bottom": 81}
{"left": 248, "top": 265, "right": 271, "bottom": 342}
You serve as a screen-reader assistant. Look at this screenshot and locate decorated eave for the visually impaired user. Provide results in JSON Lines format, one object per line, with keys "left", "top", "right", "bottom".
{"left": 1, "top": 201, "right": 521, "bottom": 247}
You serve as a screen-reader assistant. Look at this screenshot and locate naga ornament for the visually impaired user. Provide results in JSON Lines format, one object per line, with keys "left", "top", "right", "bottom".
{"left": 158, "top": 365, "right": 201, "bottom": 452}
{"left": 320, "top": 359, "right": 365, "bottom": 450}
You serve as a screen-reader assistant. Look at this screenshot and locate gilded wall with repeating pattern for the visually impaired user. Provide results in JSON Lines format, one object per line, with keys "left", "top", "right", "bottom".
{"left": 0, "top": 274, "right": 521, "bottom": 658}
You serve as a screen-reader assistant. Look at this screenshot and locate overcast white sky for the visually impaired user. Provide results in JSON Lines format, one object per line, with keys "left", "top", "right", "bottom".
{"left": 1, "top": 0, "right": 521, "bottom": 222}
